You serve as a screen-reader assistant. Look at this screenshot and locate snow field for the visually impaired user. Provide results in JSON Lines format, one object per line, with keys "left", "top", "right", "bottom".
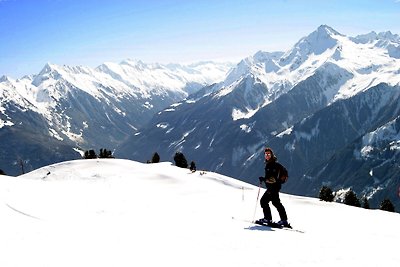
{"left": 1, "top": 159, "right": 399, "bottom": 267}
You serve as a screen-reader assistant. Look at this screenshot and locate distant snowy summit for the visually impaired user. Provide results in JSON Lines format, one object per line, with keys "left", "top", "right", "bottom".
{"left": 211, "top": 24, "right": 400, "bottom": 121}
{"left": 0, "top": 58, "right": 233, "bottom": 175}
{"left": 0, "top": 59, "right": 234, "bottom": 131}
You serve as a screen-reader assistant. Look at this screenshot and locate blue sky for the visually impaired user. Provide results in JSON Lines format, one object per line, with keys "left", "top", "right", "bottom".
{"left": 1, "top": 0, "right": 400, "bottom": 78}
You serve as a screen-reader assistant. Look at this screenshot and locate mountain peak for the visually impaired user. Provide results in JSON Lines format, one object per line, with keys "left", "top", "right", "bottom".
{"left": 352, "top": 30, "right": 400, "bottom": 44}
{"left": 377, "top": 31, "right": 400, "bottom": 42}
{"left": 301, "top": 25, "right": 343, "bottom": 53}
{"left": 37, "top": 62, "right": 61, "bottom": 76}
{"left": 120, "top": 58, "right": 146, "bottom": 68}
{"left": 279, "top": 25, "right": 342, "bottom": 68}
{"left": 0, "top": 75, "right": 11, "bottom": 83}
{"left": 316, "top": 24, "right": 342, "bottom": 37}
{"left": 32, "top": 62, "right": 63, "bottom": 86}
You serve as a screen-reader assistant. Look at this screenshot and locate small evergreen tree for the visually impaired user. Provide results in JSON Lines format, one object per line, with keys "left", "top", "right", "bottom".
{"left": 344, "top": 190, "right": 361, "bottom": 207}
{"left": 0, "top": 169, "right": 5, "bottom": 175}
{"left": 99, "top": 148, "right": 113, "bottom": 158}
{"left": 151, "top": 152, "right": 160, "bottom": 163}
{"left": 380, "top": 199, "right": 395, "bottom": 212}
{"left": 84, "top": 149, "right": 97, "bottom": 159}
{"left": 174, "top": 152, "right": 188, "bottom": 168}
{"left": 319, "top": 186, "right": 334, "bottom": 202}
{"left": 189, "top": 161, "right": 197, "bottom": 172}
{"left": 18, "top": 158, "right": 25, "bottom": 174}
{"left": 361, "top": 197, "right": 370, "bottom": 209}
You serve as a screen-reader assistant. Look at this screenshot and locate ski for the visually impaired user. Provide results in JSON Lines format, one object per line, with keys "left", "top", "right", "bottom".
{"left": 253, "top": 220, "right": 304, "bottom": 233}
{"left": 232, "top": 217, "right": 304, "bottom": 233}
{"left": 254, "top": 219, "right": 289, "bottom": 229}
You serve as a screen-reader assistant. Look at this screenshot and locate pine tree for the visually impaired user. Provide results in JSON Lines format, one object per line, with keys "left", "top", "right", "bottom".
{"left": 319, "top": 186, "right": 334, "bottom": 202}
{"left": 190, "top": 161, "right": 197, "bottom": 172}
{"left": 151, "top": 152, "right": 160, "bottom": 163}
{"left": 84, "top": 150, "right": 97, "bottom": 159}
{"left": 0, "top": 169, "right": 5, "bottom": 175}
{"left": 99, "top": 149, "right": 104, "bottom": 158}
{"left": 379, "top": 199, "right": 395, "bottom": 212}
{"left": 99, "top": 148, "right": 113, "bottom": 158}
{"left": 344, "top": 190, "right": 361, "bottom": 207}
{"left": 174, "top": 152, "right": 188, "bottom": 168}
{"left": 361, "top": 197, "right": 370, "bottom": 209}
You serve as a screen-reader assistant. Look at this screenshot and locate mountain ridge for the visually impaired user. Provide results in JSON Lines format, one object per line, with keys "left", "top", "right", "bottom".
{"left": 1, "top": 25, "right": 399, "bottom": 209}
{"left": 116, "top": 25, "right": 400, "bottom": 209}
{"left": 0, "top": 60, "right": 233, "bottom": 175}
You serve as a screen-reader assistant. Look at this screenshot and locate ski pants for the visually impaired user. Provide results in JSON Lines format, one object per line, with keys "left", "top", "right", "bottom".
{"left": 260, "top": 189, "right": 287, "bottom": 221}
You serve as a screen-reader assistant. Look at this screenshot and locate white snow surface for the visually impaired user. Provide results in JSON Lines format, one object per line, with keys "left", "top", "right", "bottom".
{"left": 1, "top": 159, "right": 399, "bottom": 267}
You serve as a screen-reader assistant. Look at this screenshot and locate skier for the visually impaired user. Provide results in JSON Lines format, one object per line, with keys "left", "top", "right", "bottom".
{"left": 257, "top": 147, "right": 290, "bottom": 227}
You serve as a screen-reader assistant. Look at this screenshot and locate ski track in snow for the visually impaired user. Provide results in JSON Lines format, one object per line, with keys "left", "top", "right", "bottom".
{"left": 5, "top": 203, "right": 41, "bottom": 220}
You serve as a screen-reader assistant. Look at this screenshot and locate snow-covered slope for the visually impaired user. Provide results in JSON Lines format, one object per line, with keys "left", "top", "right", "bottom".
{"left": 1, "top": 159, "right": 399, "bottom": 267}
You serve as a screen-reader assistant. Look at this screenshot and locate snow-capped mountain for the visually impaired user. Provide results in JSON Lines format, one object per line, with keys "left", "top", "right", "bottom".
{"left": 117, "top": 25, "right": 400, "bottom": 209}
{"left": 0, "top": 60, "right": 233, "bottom": 175}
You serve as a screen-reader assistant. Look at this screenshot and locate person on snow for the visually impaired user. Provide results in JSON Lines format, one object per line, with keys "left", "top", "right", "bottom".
{"left": 258, "top": 147, "right": 289, "bottom": 227}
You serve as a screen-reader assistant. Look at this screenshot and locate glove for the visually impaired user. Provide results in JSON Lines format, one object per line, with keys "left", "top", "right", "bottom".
{"left": 259, "top": 176, "right": 265, "bottom": 183}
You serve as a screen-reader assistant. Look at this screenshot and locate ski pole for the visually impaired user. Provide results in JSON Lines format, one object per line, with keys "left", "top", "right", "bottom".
{"left": 252, "top": 183, "right": 261, "bottom": 222}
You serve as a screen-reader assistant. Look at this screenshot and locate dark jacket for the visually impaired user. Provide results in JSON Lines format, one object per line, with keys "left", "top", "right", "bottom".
{"left": 263, "top": 160, "right": 285, "bottom": 192}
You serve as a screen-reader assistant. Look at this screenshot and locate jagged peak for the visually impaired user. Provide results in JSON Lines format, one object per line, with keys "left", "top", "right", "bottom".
{"left": 37, "top": 62, "right": 61, "bottom": 76}
{"left": 98, "top": 59, "right": 162, "bottom": 74}
{"left": 253, "top": 50, "right": 284, "bottom": 62}
{"left": 377, "top": 31, "right": 400, "bottom": 42}
{"left": 223, "top": 57, "right": 253, "bottom": 86}
{"left": 0, "top": 75, "right": 11, "bottom": 83}
{"left": 315, "top": 24, "right": 343, "bottom": 37}
{"left": 223, "top": 50, "right": 285, "bottom": 86}
{"left": 32, "top": 62, "right": 64, "bottom": 86}
{"left": 351, "top": 31, "right": 378, "bottom": 44}
{"left": 279, "top": 25, "right": 342, "bottom": 67}
{"left": 352, "top": 30, "right": 400, "bottom": 44}
{"left": 120, "top": 59, "right": 149, "bottom": 70}
{"left": 300, "top": 25, "right": 343, "bottom": 49}
{"left": 96, "top": 61, "right": 115, "bottom": 70}
{"left": 121, "top": 58, "right": 144, "bottom": 65}
{"left": 19, "top": 74, "right": 35, "bottom": 81}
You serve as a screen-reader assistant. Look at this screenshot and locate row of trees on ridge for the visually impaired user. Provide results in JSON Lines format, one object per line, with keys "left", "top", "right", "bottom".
{"left": 81, "top": 149, "right": 198, "bottom": 172}
{"left": 148, "top": 152, "right": 196, "bottom": 172}
{"left": 319, "top": 185, "right": 396, "bottom": 212}
{"left": 83, "top": 148, "right": 114, "bottom": 159}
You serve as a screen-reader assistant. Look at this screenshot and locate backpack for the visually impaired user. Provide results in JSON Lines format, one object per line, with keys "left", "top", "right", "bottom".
{"left": 278, "top": 164, "right": 289, "bottom": 184}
